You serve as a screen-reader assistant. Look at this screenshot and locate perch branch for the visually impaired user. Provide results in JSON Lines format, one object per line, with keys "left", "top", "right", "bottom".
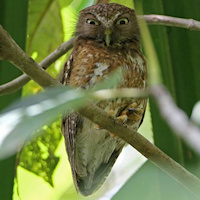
{"left": 141, "top": 14, "right": 200, "bottom": 31}
{"left": 79, "top": 103, "right": 200, "bottom": 198}
{"left": 151, "top": 85, "right": 200, "bottom": 155}
{"left": 0, "top": 25, "right": 60, "bottom": 88}
{"left": 1, "top": 24, "right": 200, "bottom": 197}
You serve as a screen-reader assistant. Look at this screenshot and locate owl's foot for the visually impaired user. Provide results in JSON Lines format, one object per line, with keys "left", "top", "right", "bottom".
{"left": 117, "top": 114, "right": 128, "bottom": 124}
{"left": 109, "top": 132, "right": 116, "bottom": 138}
{"left": 127, "top": 107, "right": 143, "bottom": 121}
{"left": 94, "top": 124, "right": 102, "bottom": 130}
{"left": 94, "top": 123, "right": 116, "bottom": 138}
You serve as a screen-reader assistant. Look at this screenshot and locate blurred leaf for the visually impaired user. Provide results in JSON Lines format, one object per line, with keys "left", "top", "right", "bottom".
{"left": 19, "top": 120, "right": 62, "bottom": 186}
{"left": 0, "top": 68, "right": 123, "bottom": 160}
{"left": 139, "top": 0, "right": 184, "bottom": 164}
{"left": 27, "top": 0, "right": 63, "bottom": 61}
{"left": 0, "top": 0, "right": 28, "bottom": 199}
{"left": 70, "top": 0, "right": 95, "bottom": 11}
{"left": 91, "top": 68, "right": 124, "bottom": 91}
{"left": 0, "top": 87, "right": 86, "bottom": 159}
{"left": 112, "top": 161, "right": 198, "bottom": 200}
{"left": 59, "top": 0, "right": 95, "bottom": 41}
{"left": 110, "top": 0, "right": 134, "bottom": 8}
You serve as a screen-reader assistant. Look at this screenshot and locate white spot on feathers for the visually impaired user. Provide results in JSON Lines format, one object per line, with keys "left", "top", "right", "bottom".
{"left": 89, "top": 62, "right": 110, "bottom": 86}
{"left": 127, "top": 55, "right": 146, "bottom": 73}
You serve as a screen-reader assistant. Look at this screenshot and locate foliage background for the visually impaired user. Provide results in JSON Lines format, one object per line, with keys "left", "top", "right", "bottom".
{"left": 0, "top": 0, "right": 200, "bottom": 199}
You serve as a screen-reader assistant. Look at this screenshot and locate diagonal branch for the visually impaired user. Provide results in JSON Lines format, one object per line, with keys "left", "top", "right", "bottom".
{"left": 79, "top": 103, "right": 200, "bottom": 198}
{"left": 0, "top": 36, "right": 74, "bottom": 95}
{"left": 0, "top": 25, "right": 60, "bottom": 88}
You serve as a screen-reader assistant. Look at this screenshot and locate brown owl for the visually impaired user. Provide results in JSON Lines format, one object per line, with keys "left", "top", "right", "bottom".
{"left": 61, "top": 3, "right": 147, "bottom": 196}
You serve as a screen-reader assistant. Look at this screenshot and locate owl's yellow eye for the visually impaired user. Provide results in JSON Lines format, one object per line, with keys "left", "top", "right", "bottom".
{"left": 116, "top": 18, "right": 129, "bottom": 25}
{"left": 86, "top": 19, "right": 100, "bottom": 25}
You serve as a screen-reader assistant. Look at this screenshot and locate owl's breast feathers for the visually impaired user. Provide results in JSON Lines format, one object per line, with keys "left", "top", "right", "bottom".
{"left": 62, "top": 38, "right": 147, "bottom": 195}
{"left": 64, "top": 38, "right": 147, "bottom": 89}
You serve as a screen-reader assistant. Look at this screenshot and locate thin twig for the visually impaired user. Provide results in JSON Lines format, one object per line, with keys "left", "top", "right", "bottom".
{"left": 140, "top": 14, "right": 200, "bottom": 31}
{"left": 0, "top": 37, "right": 74, "bottom": 95}
{"left": 93, "top": 88, "right": 148, "bottom": 100}
{"left": 0, "top": 25, "right": 60, "bottom": 88}
{"left": 151, "top": 85, "right": 200, "bottom": 155}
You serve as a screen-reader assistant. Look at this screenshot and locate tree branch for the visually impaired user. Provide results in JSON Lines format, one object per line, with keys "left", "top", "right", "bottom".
{"left": 0, "top": 25, "right": 61, "bottom": 89}
{"left": 0, "top": 33, "right": 74, "bottom": 95}
{"left": 79, "top": 103, "right": 200, "bottom": 198}
{"left": 141, "top": 14, "right": 200, "bottom": 31}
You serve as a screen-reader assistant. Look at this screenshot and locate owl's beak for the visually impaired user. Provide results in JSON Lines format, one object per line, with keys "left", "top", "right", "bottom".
{"left": 104, "top": 28, "right": 112, "bottom": 46}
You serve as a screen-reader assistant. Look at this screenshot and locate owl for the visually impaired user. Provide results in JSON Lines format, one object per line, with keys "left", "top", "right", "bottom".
{"left": 61, "top": 3, "right": 147, "bottom": 196}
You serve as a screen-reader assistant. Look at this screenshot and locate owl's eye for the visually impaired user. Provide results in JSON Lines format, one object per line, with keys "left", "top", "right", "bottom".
{"left": 86, "top": 19, "right": 100, "bottom": 25}
{"left": 116, "top": 18, "right": 129, "bottom": 25}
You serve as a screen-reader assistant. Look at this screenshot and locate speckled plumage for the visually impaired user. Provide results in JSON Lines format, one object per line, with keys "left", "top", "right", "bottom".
{"left": 61, "top": 3, "right": 147, "bottom": 196}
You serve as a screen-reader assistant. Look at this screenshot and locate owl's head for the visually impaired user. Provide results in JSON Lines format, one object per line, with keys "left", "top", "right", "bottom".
{"left": 75, "top": 3, "right": 140, "bottom": 47}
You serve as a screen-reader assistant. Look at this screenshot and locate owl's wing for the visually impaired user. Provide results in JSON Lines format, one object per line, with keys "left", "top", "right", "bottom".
{"left": 63, "top": 113, "right": 123, "bottom": 196}
{"left": 60, "top": 54, "right": 73, "bottom": 85}
{"left": 62, "top": 112, "right": 82, "bottom": 190}
{"left": 61, "top": 54, "right": 80, "bottom": 188}
{"left": 61, "top": 55, "right": 124, "bottom": 196}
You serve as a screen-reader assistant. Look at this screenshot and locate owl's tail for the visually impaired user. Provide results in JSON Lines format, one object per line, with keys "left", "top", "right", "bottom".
{"left": 76, "top": 149, "right": 122, "bottom": 196}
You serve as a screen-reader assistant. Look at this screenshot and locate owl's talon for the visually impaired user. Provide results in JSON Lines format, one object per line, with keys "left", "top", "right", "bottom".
{"left": 128, "top": 108, "right": 143, "bottom": 115}
{"left": 109, "top": 132, "right": 116, "bottom": 138}
{"left": 94, "top": 124, "right": 101, "bottom": 130}
{"left": 128, "top": 108, "right": 138, "bottom": 112}
{"left": 117, "top": 115, "right": 128, "bottom": 124}
{"left": 108, "top": 109, "right": 115, "bottom": 116}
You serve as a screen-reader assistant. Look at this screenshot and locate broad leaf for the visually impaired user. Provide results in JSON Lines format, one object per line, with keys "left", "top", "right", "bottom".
{"left": 19, "top": 120, "right": 62, "bottom": 186}
{"left": 112, "top": 161, "right": 198, "bottom": 200}
{"left": 0, "top": 87, "right": 86, "bottom": 159}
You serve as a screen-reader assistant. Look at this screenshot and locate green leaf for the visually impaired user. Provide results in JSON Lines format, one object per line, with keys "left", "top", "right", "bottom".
{"left": 19, "top": 120, "right": 62, "bottom": 186}
{"left": 0, "top": 87, "right": 86, "bottom": 159}
{"left": 0, "top": 0, "right": 28, "bottom": 199}
{"left": 27, "top": 0, "right": 63, "bottom": 61}
{"left": 112, "top": 161, "right": 198, "bottom": 200}
{"left": 142, "top": 0, "right": 200, "bottom": 177}
{"left": 110, "top": 0, "right": 134, "bottom": 8}
{"left": 140, "top": 0, "right": 182, "bottom": 159}
{"left": 0, "top": 67, "right": 124, "bottom": 160}
{"left": 70, "top": 0, "right": 95, "bottom": 11}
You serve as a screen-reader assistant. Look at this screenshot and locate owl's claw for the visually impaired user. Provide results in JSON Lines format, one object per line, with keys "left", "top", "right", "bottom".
{"left": 128, "top": 108, "right": 138, "bottom": 112}
{"left": 117, "top": 114, "right": 128, "bottom": 124}
{"left": 94, "top": 124, "right": 102, "bottom": 130}
{"left": 128, "top": 107, "right": 143, "bottom": 115}
{"left": 109, "top": 132, "right": 116, "bottom": 138}
{"left": 94, "top": 124, "right": 116, "bottom": 138}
